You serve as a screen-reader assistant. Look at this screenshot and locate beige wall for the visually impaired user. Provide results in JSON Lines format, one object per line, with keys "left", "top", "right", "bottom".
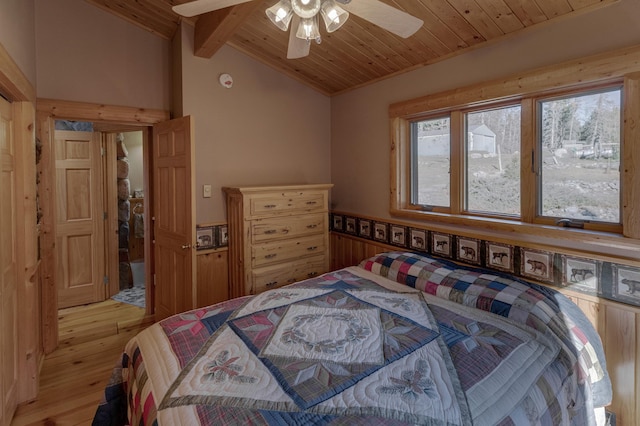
{"left": 34, "top": 0, "right": 170, "bottom": 110}
{"left": 179, "top": 24, "right": 331, "bottom": 224}
{"left": 123, "top": 131, "right": 144, "bottom": 196}
{"left": 330, "top": 0, "right": 640, "bottom": 220}
{"left": 0, "top": 0, "right": 36, "bottom": 86}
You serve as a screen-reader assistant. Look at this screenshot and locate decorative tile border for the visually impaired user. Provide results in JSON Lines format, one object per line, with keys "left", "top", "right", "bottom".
{"left": 332, "top": 214, "right": 344, "bottom": 231}
{"left": 196, "top": 224, "right": 228, "bottom": 250}
{"left": 456, "top": 236, "right": 480, "bottom": 265}
{"left": 330, "top": 212, "right": 640, "bottom": 308}
{"left": 345, "top": 216, "right": 357, "bottom": 235}
{"left": 612, "top": 264, "right": 640, "bottom": 305}
{"left": 409, "top": 228, "right": 427, "bottom": 251}
{"left": 431, "top": 232, "right": 453, "bottom": 259}
{"left": 373, "top": 221, "right": 388, "bottom": 242}
{"left": 520, "top": 247, "right": 554, "bottom": 284}
{"left": 358, "top": 219, "right": 372, "bottom": 239}
{"left": 485, "top": 242, "right": 514, "bottom": 273}
{"left": 561, "top": 255, "right": 600, "bottom": 294}
{"left": 196, "top": 225, "right": 215, "bottom": 250}
{"left": 390, "top": 224, "right": 408, "bottom": 247}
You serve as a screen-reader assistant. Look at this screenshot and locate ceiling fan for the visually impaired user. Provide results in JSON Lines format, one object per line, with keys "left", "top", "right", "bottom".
{"left": 172, "top": 0, "right": 423, "bottom": 59}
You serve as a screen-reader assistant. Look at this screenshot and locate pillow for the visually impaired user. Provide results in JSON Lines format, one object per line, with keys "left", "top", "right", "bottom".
{"left": 359, "top": 251, "right": 534, "bottom": 310}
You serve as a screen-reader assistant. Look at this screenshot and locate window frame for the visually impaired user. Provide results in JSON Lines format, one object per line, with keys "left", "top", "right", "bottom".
{"left": 532, "top": 84, "right": 623, "bottom": 233}
{"left": 409, "top": 114, "right": 453, "bottom": 213}
{"left": 390, "top": 47, "right": 640, "bottom": 249}
{"left": 461, "top": 101, "right": 523, "bottom": 220}
{"left": 397, "top": 82, "right": 623, "bottom": 234}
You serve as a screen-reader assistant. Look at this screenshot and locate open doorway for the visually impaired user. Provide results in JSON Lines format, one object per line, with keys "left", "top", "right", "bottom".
{"left": 37, "top": 99, "right": 167, "bottom": 355}
{"left": 112, "top": 131, "right": 146, "bottom": 309}
{"left": 53, "top": 121, "right": 147, "bottom": 310}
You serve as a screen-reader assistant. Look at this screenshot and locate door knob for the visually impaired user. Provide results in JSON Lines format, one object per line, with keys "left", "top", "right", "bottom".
{"left": 181, "top": 244, "right": 191, "bottom": 249}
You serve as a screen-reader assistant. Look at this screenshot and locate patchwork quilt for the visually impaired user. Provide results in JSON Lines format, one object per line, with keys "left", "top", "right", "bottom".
{"left": 93, "top": 252, "right": 611, "bottom": 426}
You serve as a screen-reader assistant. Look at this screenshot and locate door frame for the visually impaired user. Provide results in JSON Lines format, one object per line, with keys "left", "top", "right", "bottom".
{"left": 36, "top": 98, "right": 169, "bottom": 354}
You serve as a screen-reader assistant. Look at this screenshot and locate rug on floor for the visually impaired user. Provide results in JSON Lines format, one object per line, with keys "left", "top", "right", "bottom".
{"left": 112, "top": 283, "right": 145, "bottom": 308}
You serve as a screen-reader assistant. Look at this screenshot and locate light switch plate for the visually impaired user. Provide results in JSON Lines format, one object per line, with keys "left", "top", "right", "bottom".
{"left": 203, "top": 184, "right": 212, "bottom": 198}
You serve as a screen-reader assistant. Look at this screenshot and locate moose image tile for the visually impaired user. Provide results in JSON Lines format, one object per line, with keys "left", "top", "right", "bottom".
{"left": 561, "top": 255, "right": 599, "bottom": 294}
{"left": 485, "top": 242, "right": 513, "bottom": 273}
{"left": 390, "top": 225, "right": 407, "bottom": 247}
{"left": 358, "top": 219, "right": 372, "bottom": 239}
{"left": 431, "top": 232, "right": 452, "bottom": 258}
{"left": 373, "top": 222, "right": 388, "bottom": 243}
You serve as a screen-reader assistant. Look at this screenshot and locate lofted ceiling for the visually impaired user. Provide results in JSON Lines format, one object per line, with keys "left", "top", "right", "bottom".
{"left": 85, "top": 0, "right": 617, "bottom": 95}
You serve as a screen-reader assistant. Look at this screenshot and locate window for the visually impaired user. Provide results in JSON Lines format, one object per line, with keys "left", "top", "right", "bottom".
{"left": 411, "top": 117, "right": 450, "bottom": 208}
{"left": 397, "top": 83, "right": 624, "bottom": 234}
{"left": 538, "top": 87, "right": 621, "bottom": 225}
{"left": 465, "top": 105, "right": 521, "bottom": 216}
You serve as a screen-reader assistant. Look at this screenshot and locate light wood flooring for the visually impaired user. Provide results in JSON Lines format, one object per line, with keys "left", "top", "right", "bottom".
{"left": 11, "top": 300, "right": 154, "bottom": 426}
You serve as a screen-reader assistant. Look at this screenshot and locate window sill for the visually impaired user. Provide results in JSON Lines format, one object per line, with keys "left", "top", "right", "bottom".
{"left": 391, "top": 207, "right": 640, "bottom": 263}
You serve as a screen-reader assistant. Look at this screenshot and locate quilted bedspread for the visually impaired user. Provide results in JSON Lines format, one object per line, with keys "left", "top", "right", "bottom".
{"left": 93, "top": 252, "right": 611, "bottom": 426}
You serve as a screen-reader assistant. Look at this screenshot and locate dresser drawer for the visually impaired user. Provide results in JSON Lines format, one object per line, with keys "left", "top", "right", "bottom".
{"left": 249, "top": 190, "right": 326, "bottom": 217}
{"left": 252, "top": 255, "right": 328, "bottom": 294}
{"left": 251, "top": 213, "right": 326, "bottom": 244}
{"left": 252, "top": 234, "right": 326, "bottom": 268}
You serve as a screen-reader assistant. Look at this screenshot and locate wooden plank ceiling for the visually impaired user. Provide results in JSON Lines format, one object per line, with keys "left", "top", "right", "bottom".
{"left": 85, "top": 0, "right": 617, "bottom": 95}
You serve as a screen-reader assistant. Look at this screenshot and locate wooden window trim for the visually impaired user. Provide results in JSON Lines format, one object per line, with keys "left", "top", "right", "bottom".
{"left": 390, "top": 43, "right": 640, "bottom": 259}
{"left": 530, "top": 83, "right": 624, "bottom": 234}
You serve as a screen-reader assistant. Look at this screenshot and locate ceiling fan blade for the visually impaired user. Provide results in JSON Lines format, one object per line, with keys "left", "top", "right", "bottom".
{"left": 172, "top": 0, "right": 254, "bottom": 18}
{"left": 287, "top": 16, "right": 310, "bottom": 59}
{"left": 339, "top": 0, "right": 423, "bottom": 38}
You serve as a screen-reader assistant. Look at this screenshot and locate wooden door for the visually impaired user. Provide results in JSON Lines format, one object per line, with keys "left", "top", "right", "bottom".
{"left": 104, "top": 133, "right": 121, "bottom": 300}
{"left": 0, "top": 96, "right": 18, "bottom": 425}
{"left": 153, "top": 116, "right": 195, "bottom": 321}
{"left": 54, "top": 130, "right": 105, "bottom": 309}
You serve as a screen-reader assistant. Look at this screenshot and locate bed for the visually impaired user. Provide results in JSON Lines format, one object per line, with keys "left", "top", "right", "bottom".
{"left": 93, "top": 251, "right": 612, "bottom": 425}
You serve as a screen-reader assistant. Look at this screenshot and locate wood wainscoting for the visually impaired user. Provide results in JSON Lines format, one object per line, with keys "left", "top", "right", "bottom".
{"left": 330, "top": 232, "right": 640, "bottom": 426}
{"left": 196, "top": 249, "right": 229, "bottom": 308}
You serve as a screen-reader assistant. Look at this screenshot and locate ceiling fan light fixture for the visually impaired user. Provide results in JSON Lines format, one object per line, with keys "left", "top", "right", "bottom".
{"left": 266, "top": 0, "right": 294, "bottom": 31}
{"left": 291, "top": 0, "right": 321, "bottom": 19}
{"left": 320, "top": 0, "right": 348, "bottom": 33}
{"left": 295, "top": 15, "right": 322, "bottom": 43}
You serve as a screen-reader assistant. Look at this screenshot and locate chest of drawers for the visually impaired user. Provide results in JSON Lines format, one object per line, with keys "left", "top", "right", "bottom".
{"left": 223, "top": 184, "right": 333, "bottom": 297}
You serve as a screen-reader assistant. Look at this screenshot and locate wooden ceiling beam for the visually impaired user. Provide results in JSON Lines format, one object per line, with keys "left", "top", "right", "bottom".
{"left": 194, "top": 1, "right": 265, "bottom": 58}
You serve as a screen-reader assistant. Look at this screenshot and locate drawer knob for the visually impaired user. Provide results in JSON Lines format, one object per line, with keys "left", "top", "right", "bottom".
{"left": 264, "top": 204, "right": 277, "bottom": 208}
{"left": 308, "top": 272, "right": 318, "bottom": 278}
{"left": 264, "top": 229, "right": 277, "bottom": 234}
{"left": 307, "top": 246, "right": 318, "bottom": 251}
{"left": 306, "top": 201, "right": 317, "bottom": 205}
{"left": 266, "top": 281, "right": 278, "bottom": 287}
{"left": 307, "top": 224, "right": 318, "bottom": 229}
{"left": 265, "top": 254, "right": 278, "bottom": 259}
